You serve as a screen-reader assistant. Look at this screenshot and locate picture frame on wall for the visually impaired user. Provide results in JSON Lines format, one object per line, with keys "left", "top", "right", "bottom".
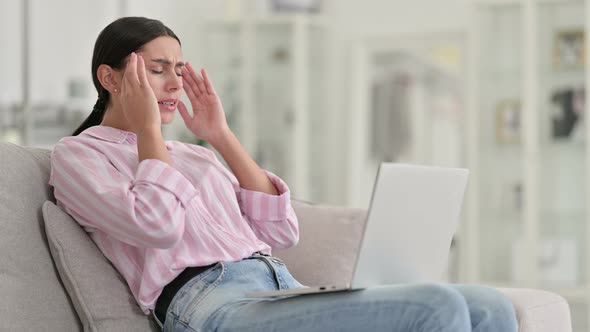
{"left": 550, "top": 86, "right": 585, "bottom": 142}
{"left": 495, "top": 99, "right": 521, "bottom": 144}
{"left": 554, "top": 29, "right": 585, "bottom": 70}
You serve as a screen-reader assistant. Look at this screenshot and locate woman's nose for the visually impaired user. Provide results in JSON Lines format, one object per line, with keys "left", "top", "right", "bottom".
{"left": 167, "top": 74, "right": 182, "bottom": 91}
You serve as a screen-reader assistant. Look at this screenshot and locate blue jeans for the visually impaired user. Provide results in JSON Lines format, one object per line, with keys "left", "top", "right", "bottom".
{"left": 153, "top": 254, "right": 518, "bottom": 332}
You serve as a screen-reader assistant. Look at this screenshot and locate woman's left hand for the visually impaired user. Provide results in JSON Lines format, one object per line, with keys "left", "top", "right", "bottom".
{"left": 178, "top": 63, "right": 230, "bottom": 144}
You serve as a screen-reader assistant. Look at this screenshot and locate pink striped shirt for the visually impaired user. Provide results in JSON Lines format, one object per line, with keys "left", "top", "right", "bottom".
{"left": 48, "top": 125, "right": 299, "bottom": 314}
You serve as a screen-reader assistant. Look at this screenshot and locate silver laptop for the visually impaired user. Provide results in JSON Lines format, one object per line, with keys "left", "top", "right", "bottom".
{"left": 246, "top": 162, "right": 469, "bottom": 298}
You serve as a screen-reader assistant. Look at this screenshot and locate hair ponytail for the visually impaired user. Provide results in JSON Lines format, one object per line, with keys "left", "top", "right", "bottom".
{"left": 71, "top": 16, "right": 180, "bottom": 136}
{"left": 72, "top": 97, "right": 106, "bottom": 136}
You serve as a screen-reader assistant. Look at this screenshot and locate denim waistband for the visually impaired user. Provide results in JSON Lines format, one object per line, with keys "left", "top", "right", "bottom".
{"left": 154, "top": 252, "right": 268, "bottom": 324}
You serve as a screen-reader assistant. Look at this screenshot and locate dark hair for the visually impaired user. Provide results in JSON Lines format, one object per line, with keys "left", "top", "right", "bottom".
{"left": 72, "top": 17, "right": 181, "bottom": 136}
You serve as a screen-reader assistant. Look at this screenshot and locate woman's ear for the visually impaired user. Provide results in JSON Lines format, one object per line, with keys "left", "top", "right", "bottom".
{"left": 97, "top": 64, "right": 121, "bottom": 93}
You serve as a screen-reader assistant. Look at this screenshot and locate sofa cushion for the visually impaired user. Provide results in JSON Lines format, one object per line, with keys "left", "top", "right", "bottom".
{"left": 274, "top": 200, "right": 367, "bottom": 287}
{"left": 0, "top": 143, "right": 81, "bottom": 331}
{"left": 42, "top": 200, "right": 158, "bottom": 332}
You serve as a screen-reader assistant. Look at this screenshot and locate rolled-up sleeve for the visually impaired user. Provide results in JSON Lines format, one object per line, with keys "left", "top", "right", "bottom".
{"left": 49, "top": 140, "right": 198, "bottom": 249}
{"left": 237, "top": 171, "right": 299, "bottom": 250}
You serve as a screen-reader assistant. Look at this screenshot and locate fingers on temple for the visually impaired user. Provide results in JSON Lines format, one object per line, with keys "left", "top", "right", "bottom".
{"left": 182, "top": 65, "right": 201, "bottom": 96}
{"left": 182, "top": 70, "right": 199, "bottom": 103}
{"left": 201, "top": 69, "right": 216, "bottom": 95}
{"left": 183, "top": 78, "right": 199, "bottom": 103}
{"left": 137, "top": 55, "right": 148, "bottom": 87}
{"left": 124, "top": 52, "right": 138, "bottom": 85}
{"left": 186, "top": 62, "right": 206, "bottom": 95}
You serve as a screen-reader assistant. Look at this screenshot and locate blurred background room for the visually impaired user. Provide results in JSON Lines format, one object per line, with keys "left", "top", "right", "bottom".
{"left": 2, "top": 0, "right": 590, "bottom": 330}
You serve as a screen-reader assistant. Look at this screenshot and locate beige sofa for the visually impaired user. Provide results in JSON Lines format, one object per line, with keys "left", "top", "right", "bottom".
{"left": 0, "top": 142, "right": 572, "bottom": 331}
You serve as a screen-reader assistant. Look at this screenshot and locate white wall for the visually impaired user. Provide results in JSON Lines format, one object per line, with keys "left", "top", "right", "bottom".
{"left": 0, "top": 0, "right": 122, "bottom": 105}
{"left": 0, "top": 0, "right": 473, "bottom": 206}
{"left": 0, "top": 0, "right": 23, "bottom": 105}
{"left": 0, "top": 0, "right": 225, "bottom": 106}
{"left": 28, "top": 0, "right": 120, "bottom": 104}
{"left": 124, "top": 0, "right": 226, "bottom": 63}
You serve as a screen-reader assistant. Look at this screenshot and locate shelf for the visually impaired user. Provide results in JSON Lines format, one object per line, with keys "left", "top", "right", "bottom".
{"left": 541, "top": 140, "right": 587, "bottom": 149}
{"left": 539, "top": 209, "right": 586, "bottom": 220}
{"left": 539, "top": 69, "right": 585, "bottom": 80}
{"left": 479, "top": 209, "right": 523, "bottom": 223}
{"left": 477, "top": 206, "right": 587, "bottom": 228}
{"left": 468, "top": 2, "right": 590, "bottom": 329}
{"left": 480, "top": 67, "right": 522, "bottom": 79}
{"left": 480, "top": 144, "right": 524, "bottom": 155}
{"left": 480, "top": 140, "right": 586, "bottom": 156}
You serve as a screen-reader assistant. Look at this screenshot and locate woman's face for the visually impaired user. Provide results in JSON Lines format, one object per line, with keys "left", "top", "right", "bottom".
{"left": 130, "top": 36, "right": 184, "bottom": 125}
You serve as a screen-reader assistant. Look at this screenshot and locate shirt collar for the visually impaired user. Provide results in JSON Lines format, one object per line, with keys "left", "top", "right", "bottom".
{"left": 81, "top": 125, "right": 138, "bottom": 144}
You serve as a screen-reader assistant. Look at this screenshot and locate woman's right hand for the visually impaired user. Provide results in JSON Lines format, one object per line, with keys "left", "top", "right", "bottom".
{"left": 119, "top": 52, "right": 161, "bottom": 134}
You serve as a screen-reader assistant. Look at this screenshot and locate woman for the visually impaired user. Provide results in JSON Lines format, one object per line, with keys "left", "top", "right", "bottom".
{"left": 49, "top": 16, "right": 518, "bottom": 331}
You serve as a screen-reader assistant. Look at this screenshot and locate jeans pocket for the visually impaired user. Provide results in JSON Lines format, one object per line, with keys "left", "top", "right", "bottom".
{"left": 169, "top": 263, "right": 226, "bottom": 329}
{"left": 267, "top": 257, "right": 306, "bottom": 289}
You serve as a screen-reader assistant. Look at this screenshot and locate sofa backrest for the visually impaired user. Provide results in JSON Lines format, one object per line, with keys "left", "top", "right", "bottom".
{"left": 275, "top": 200, "right": 366, "bottom": 287}
{"left": 0, "top": 142, "right": 367, "bottom": 330}
{"left": 0, "top": 143, "right": 81, "bottom": 331}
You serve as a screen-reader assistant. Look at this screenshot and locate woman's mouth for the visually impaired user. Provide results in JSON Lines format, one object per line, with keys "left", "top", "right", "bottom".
{"left": 157, "top": 99, "right": 177, "bottom": 112}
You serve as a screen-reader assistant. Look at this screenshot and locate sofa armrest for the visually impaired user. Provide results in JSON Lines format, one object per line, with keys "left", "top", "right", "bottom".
{"left": 496, "top": 288, "right": 572, "bottom": 332}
